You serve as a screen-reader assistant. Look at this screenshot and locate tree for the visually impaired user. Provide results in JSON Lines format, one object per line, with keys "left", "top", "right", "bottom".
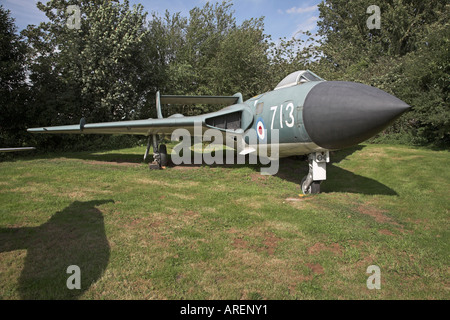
{"left": 315, "top": 0, "right": 447, "bottom": 76}
{"left": 23, "top": 0, "right": 150, "bottom": 127}
{"left": 268, "top": 30, "right": 320, "bottom": 87}
{"left": 145, "top": 1, "right": 274, "bottom": 117}
{"left": 313, "top": 0, "right": 449, "bottom": 146}
{"left": 0, "top": 6, "right": 29, "bottom": 148}
{"left": 211, "top": 17, "right": 272, "bottom": 97}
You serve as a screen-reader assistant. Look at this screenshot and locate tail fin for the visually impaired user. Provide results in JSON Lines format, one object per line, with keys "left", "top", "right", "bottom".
{"left": 156, "top": 91, "right": 163, "bottom": 119}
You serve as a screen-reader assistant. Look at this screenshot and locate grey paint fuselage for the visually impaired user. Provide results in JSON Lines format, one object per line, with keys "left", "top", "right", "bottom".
{"left": 243, "top": 81, "right": 323, "bottom": 158}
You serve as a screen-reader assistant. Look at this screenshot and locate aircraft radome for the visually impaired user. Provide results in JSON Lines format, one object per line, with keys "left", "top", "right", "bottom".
{"left": 28, "top": 70, "right": 411, "bottom": 194}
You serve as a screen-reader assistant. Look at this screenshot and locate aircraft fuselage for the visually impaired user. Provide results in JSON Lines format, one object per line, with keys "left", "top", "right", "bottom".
{"left": 241, "top": 80, "right": 410, "bottom": 158}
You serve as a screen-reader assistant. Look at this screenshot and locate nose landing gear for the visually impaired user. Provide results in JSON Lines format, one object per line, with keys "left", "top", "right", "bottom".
{"left": 301, "top": 151, "right": 329, "bottom": 194}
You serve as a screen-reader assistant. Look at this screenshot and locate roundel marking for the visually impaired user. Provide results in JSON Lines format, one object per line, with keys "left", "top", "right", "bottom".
{"left": 256, "top": 117, "right": 266, "bottom": 141}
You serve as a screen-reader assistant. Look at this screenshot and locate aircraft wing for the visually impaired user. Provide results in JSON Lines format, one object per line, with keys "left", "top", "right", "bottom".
{"left": 27, "top": 103, "right": 253, "bottom": 136}
{"left": 0, "top": 147, "right": 36, "bottom": 152}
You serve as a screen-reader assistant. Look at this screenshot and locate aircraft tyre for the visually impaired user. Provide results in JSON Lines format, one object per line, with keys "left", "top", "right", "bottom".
{"left": 159, "top": 144, "right": 168, "bottom": 167}
{"left": 301, "top": 176, "right": 321, "bottom": 194}
{"left": 310, "top": 181, "right": 321, "bottom": 194}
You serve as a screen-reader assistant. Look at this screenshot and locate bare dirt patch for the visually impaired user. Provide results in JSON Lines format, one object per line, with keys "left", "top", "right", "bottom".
{"left": 357, "top": 203, "right": 410, "bottom": 236}
{"left": 378, "top": 229, "right": 395, "bottom": 236}
{"left": 250, "top": 173, "right": 268, "bottom": 182}
{"left": 170, "top": 164, "right": 202, "bottom": 170}
{"left": 284, "top": 195, "right": 315, "bottom": 202}
{"left": 260, "top": 233, "right": 282, "bottom": 255}
{"left": 82, "top": 160, "right": 140, "bottom": 167}
{"left": 306, "top": 263, "right": 324, "bottom": 275}
{"left": 307, "top": 242, "right": 342, "bottom": 256}
{"left": 230, "top": 230, "right": 282, "bottom": 256}
{"left": 283, "top": 194, "right": 314, "bottom": 202}
{"left": 284, "top": 197, "right": 302, "bottom": 202}
{"left": 285, "top": 195, "right": 320, "bottom": 210}
{"left": 357, "top": 204, "right": 401, "bottom": 226}
{"left": 232, "top": 238, "right": 250, "bottom": 250}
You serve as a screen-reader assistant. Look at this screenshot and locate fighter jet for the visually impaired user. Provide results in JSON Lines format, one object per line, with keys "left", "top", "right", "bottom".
{"left": 27, "top": 70, "right": 410, "bottom": 194}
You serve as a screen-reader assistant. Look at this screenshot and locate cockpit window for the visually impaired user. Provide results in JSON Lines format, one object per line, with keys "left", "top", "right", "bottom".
{"left": 274, "top": 70, "right": 324, "bottom": 90}
{"left": 302, "top": 72, "right": 322, "bottom": 82}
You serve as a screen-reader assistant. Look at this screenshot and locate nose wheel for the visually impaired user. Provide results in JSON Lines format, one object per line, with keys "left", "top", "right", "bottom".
{"left": 301, "top": 151, "right": 329, "bottom": 194}
{"left": 301, "top": 175, "right": 321, "bottom": 194}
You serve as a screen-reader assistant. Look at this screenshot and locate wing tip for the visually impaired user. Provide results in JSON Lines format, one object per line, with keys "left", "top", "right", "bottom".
{"left": 27, "top": 127, "right": 45, "bottom": 133}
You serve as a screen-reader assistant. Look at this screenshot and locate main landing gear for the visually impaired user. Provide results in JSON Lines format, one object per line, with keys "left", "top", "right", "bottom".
{"left": 144, "top": 134, "right": 168, "bottom": 169}
{"left": 301, "top": 151, "right": 330, "bottom": 194}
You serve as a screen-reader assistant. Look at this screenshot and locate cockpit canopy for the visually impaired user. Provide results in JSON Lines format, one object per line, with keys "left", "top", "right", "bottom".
{"left": 274, "top": 70, "right": 324, "bottom": 90}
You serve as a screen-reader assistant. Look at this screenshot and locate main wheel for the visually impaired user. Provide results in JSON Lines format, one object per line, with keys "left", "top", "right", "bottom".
{"left": 158, "top": 144, "right": 168, "bottom": 167}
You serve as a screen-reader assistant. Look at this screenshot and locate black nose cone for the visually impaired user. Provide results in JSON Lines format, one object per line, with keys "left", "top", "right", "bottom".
{"left": 303, "top": 81, "right": 410, "bottom": 150}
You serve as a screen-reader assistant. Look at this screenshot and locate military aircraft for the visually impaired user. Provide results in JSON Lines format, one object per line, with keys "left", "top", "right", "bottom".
{"left": 27, "top": 70, "right": 410, "bottom": 194}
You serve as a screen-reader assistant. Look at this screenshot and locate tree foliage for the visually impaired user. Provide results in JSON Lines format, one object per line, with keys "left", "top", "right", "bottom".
{"left": 23, "top": 0, "right": 150, "bottom": 124}
{"left": 143, "top": 1, "right": 273, "bottom": 117}
{"left": 0, "top": 6, "right": 29, "bottom": 147}
{"left": 314, "top": 0, "right": 449, "bottom": 146}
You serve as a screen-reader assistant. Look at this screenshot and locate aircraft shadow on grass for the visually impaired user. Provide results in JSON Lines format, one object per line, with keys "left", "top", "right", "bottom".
{"left": 274, "top": 145, "right": 397, "bottom": 196}
{"left": 57, "top": 144, "right": 397, "bottom": 196}
{"left": 8, "top": 143, "right": 396, "bottom": 196}
{"left": 0, "top": 200, "right": 113, "bottom": 299}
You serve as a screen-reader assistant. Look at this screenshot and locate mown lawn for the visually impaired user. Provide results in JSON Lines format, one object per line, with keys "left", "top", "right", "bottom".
{"left": 0, "top": 143, "right": 448, "bottom": 299}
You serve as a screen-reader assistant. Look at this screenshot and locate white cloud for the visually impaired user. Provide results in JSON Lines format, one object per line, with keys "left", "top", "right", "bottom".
{"left": 292, "top": 15, "right": 319, "bottom": 36}
{"left": 286, "top": 5, "right": 317, "bottom": 15}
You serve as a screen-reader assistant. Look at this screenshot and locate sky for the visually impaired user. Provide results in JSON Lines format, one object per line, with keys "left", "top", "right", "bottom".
{"left": 1, "top": 0, "right": 322, "bottom": 41}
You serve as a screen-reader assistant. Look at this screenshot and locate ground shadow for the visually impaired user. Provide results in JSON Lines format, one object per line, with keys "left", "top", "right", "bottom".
{"left": 0, "top": 200, "right": 113, "bottom": 299}
{"left": 12, "top": 144, "right": 397, "bottom": 196}
{"left": 68, "top": 144, "right": 396, "bottom": 195}
{"left": 274, "top": 145, "right": 397, "bottom": 195}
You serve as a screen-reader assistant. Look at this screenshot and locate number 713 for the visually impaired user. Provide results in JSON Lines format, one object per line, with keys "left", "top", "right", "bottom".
{"left": 270, "top": 103, "right": 295, "bottom": 129}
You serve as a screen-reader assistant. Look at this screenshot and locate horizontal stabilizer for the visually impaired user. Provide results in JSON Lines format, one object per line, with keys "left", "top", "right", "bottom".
{"left": 161, "top": 93, "right": 243, "bottom": 105}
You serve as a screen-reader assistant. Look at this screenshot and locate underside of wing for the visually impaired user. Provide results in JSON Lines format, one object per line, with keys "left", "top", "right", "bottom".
{"left": 28, "top": 116, "right": 200, "bottom": 136}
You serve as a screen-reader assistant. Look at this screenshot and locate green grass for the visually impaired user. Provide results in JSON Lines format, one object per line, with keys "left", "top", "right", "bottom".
{"left": 0, "top": 143, "right": 448, "bottom": 299}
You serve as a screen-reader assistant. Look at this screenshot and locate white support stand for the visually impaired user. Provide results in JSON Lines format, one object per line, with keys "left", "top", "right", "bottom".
{"left": 301, "top": 151, "right": 330, "bottom": 194}
{"left": 309, "top": 151, "right": 330, "bottom": 181}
